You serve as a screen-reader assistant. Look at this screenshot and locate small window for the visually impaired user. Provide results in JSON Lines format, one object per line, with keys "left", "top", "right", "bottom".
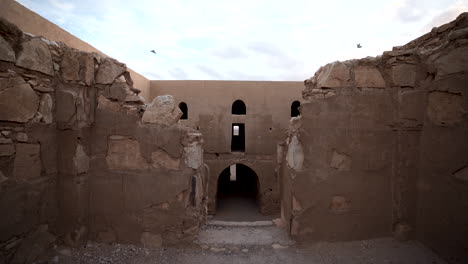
{"left": 232, "top": 100, "right": 246, "bottom": 115}
{"left": 231, "top": 123, "right": 245, "bottom": 152}
{"left": 291, "top": 101, "right": 300, "bottom": 117}
{"left": 179, "top": 102, "right": 188, "bottom": 119}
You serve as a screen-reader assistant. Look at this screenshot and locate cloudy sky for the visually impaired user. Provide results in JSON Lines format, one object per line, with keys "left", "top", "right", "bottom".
{"left": 17, "top": 0, "right": 468, "bottom": 81}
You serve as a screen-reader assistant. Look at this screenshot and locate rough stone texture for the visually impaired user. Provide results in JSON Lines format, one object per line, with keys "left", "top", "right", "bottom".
{"left": 0, "top": 35, "right": 16, "bottom": 62}
{"left": 16, "top": 38, "right": 54, "bottom": 75}
{"left": 354, "top": 66, "right": 385, "bottom": 88}
{"left": 151, "top": 149, "right": 180, "bottom": 170}
{"left": 96, "top": 58, "right": 126, "bottom": 84}
{"left": 330, "top": 150, "right": 352, "bottom": 171}
{"left": 184, "top": 133, "right": 203, "bottom": 169}
{"left": 433, "top": 46, "right": 468, "bottom": 76}
{"left": 0, "top": 76, "right": 39, "bottom": 122}
{"left": 142, "top": 95, "right": 183, "bottom": 125}
{"left": 140, "top": 232, "right": 163, "bottom": 248}
{"left": 73, "top": 144, "right": 89, "bottom": 174}
{"left": 315, "top": 61, "right": 350, "bottom": 88}
{"left": 106, "top": 136, "right": 149, "bottom": 170}
{"left": 453, "top": 166, "right": 468, "bottom": 182}
{"left": 38, "top": 93, "right": 54, "bottom": 124}
{"left": 329, "top": 196, "right": 351, "bottom": 214}
{"left": 0, "top": 144, "right": 14, "bottom": 156}
{"left": 13, "top": 143, "right": 41, "bottom": 180}
{"left": 61, "top": 48, "right": 94, "bottom": 85}
{"left": 11, "top": 225, "right": 56, "bottom": 264}
{"left": 108, "top": 81, "right": 132, "bottom": 101}
{"left": 286, "top": 135, "right": 303, "bottom": 171}
{"left": 391, "top": 64, "right": 417, "bottom": 87}
{"left": 427, "top": 91, "right": 465, "bottom": 126}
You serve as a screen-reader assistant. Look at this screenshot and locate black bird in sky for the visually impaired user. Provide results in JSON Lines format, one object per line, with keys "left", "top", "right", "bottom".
{"left": 150, "top": 50, "right": 156, "bottom": 54}
{"left": 357, "top": 43, "right": 362, "bottom": 48}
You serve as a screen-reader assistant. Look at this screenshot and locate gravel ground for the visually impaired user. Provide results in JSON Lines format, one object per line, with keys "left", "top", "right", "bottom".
{"left": 47, "top": 237, "right": 447, "bottom": 264}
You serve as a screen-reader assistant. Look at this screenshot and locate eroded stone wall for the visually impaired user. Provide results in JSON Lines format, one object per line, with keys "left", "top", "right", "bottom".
{"left": 0, "top": 18, "right": 206, "bottom": 263}
{"left": 280, "top": 12, "right": 468, "bottom": 263}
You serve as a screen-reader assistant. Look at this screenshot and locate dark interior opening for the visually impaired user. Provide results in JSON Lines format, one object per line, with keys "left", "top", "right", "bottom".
{"left": 232, "top": 100, "right": 246, "bottom": 115}
{"left": 215, "top": 164, "right": 265, "bottom": 221}
{"left": 179, "top": 102, "right": 188, "bottom": 119}
{"left": 291, "top": 100, "right": 300, "bottom": 117}
{"left": 217, "top": 164, "right": 258, "bottom": 200}
{"left": 231, "top": 123, "right": 245, "bottom": 152}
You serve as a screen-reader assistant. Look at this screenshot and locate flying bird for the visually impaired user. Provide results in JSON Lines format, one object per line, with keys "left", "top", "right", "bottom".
{"left": 357, "top": 43, "right": 362, "bottom": 48}
{"left": 150, "top": 50, "right": 156, "bottom": 54}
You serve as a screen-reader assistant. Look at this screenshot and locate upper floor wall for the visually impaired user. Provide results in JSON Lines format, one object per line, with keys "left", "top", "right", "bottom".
{"left": 150, "top": 80, "right": 303, "bottom": 155}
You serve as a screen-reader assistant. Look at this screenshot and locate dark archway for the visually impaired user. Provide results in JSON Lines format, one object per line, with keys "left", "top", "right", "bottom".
{"left": 215, "top": 164, "right": 265, "bottom": 221}
{"left": 232, "top": 100, "right": 246, "bottom": 115}
{"left": 291, "top": 100, "right": 300, "bottom": 117}
{"left": 179, "top": 102, "right": 188, "bottom": 119}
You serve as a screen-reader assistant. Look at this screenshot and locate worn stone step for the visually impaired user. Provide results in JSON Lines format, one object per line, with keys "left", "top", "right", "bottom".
{"left": 206, "top": 220, "right": 274, "bottom": 227}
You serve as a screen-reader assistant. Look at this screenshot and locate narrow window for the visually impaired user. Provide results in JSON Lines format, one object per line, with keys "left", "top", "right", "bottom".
{"left": 231, "top": 123, "right": 245, "bottom": 152}
{"left": 179, "top": 102, "right": 188, "bottom": 119}
{"left": 232, "top": 100, "right": 246, "bottom": 115}
{"left": 291, "top": 101, "right": 300, "bottom": 117}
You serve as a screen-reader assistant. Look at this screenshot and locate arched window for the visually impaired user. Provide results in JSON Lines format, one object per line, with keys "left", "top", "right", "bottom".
{"left": 179, "top": 102, "right": 188, "bottom": 120}
{"left": 291, "top": 101, "right": 300, "bottom": 117}
{"left": 232, "top": 100, "right": 246, "bottom": 115}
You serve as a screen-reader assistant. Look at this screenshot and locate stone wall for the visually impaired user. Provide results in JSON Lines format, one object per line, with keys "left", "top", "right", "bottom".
{"left": 0, "top": 18, "right": 205, "bottom": 262}
{"left": 280, "top": 12, "right": 468, "bottom": 263}
{"left": 0, "top": 0, "right": 151, "bottom": 101}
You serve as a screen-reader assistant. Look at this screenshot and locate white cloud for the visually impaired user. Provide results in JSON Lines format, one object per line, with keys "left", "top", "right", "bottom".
{"left": 16, "top": 0, "right": 468, "bottom": 81}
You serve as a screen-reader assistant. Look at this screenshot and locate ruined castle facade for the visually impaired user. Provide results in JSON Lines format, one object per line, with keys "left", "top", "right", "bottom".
{"left": 0, "top": 1, "right": 467, "bottom": 263}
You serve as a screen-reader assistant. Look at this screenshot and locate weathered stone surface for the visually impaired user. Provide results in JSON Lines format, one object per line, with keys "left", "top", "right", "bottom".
{"left": 454, "top": 166, "right": 468, "bottom": 182}
{"left": 13, "top": 143, "right": 41, "bottom": 180}
{"left": 38, "top": 93, "right": 53, "bottom": 124}
{"left": 0, "top": 144, "right": 14, "bottom": 156}
{"left": 16, "top": 132, "right": 28, "bottom": 142}
{"left": 0, "top": 171, "right": 7, "bottom": 185}
{"left": 329, "top": 196, "right": 351, "bottom": 214}
{"left": 286, "top": 135, "right": 304, "bottom": 171}
{"left": 140, "top": 232, "right": 162, "bottom": 248}
{"left": 16, "top": 39, "right": 54, "bottom": 75}
{"left": 393, "top": 223, "right": 412, "bottom": 241}
{"left": 434, "top": 46, "right": 468, "bottom": 76}
{"left": 392, "top": 64, "right": 417, "bottom": 87}
{"left": 330, "top": 150, "right": 352, "bottom": 171}
{"left": 0, "top": 138, "right": 13, "bottom": 144}
{"left": 125, "top": 94, "right": 145, "bottom": 104}
{"left": 427, "top": 91, "right": 466, "bottom": 126}
{"left": 184, "top": 143, "right": 203, "bottom": 170}
{"left": 106, "top": 136, "right": 148, "bottom": 170}
{"left": 73, "top": 144, "right": 89, "bottom": 174}
{"left": 108, "top": 81, "right": 132, "bottom": 101}
{"left": 11, "top": 225, "right": 56, "bottom": 264}
{"left": 142, "top": 95, "right": 183, "bottom": 125}
{"left": 97, "top": 95, "right": 121, "bottom": 112}
{"left": 292, "top": 196, "right": 303, "bottom": 213}
{"left": 61, "top": 48, "right": 94, "bottom": 85}
{"left": 0, "top": 77, "right": 39, "bottom": 122}
{"left": 316, "top": 61, "right": 350, "bottom": 88}
{"left": 97, "top": 230, "right": 117, "bottom": 243}
{"left": 151, "top": 149, "right": 180, "bottom": 170}
{"left": 354, "top": 66, "right": 385, "bottom": 88}
{"left": 0, "top": 35, "right": 16, "bottom": 62}
{"left": 96, "top": 58, "right": 126, "bottom": 84}
{"left": 55, "top": 90, "right": 76, "bottom": 124}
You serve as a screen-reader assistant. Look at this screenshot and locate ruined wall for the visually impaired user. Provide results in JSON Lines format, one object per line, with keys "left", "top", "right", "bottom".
{"left": 151, "top": 80, "right": 303, "bottom": 215}
{"left": 0, "top": 0, "right": 151, "bottom": 100}
{"left": 0, "top": 19, "right": 205, "bottom": 262}
{"left": 281, "top": 12, "right": 468, "bottom": 262}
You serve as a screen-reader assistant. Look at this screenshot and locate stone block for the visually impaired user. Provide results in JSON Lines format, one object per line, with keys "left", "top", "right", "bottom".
{"left": 355, "top": 66, "right": 385, "bottom": 88}
{"left": 0, "top": 77, "right": 39, "bottom": 123}
{"left": 142, "top": 95, "right": 182, "bottom": 126}
{"left": 106, "top": 136, "right": 149, "bottom": 170}
{"left": 13, "top": 143, "right": 41, "bottom": 180}
{"left": 427, "top": 91, "right": 466, "bottom": 126}
{"left": 16, "top": 39, "right": 54, "bottom": 76}
{"left": 0, "top": 35, "right": 15, "bottom": 62}
{"left": 96, "top": 58, "right": 126, "bottom": 84}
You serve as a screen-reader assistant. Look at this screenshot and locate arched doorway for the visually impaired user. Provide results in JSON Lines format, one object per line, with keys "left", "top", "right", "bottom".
{"left": 214, "top": 164, "right": 268, "bottom": 221}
